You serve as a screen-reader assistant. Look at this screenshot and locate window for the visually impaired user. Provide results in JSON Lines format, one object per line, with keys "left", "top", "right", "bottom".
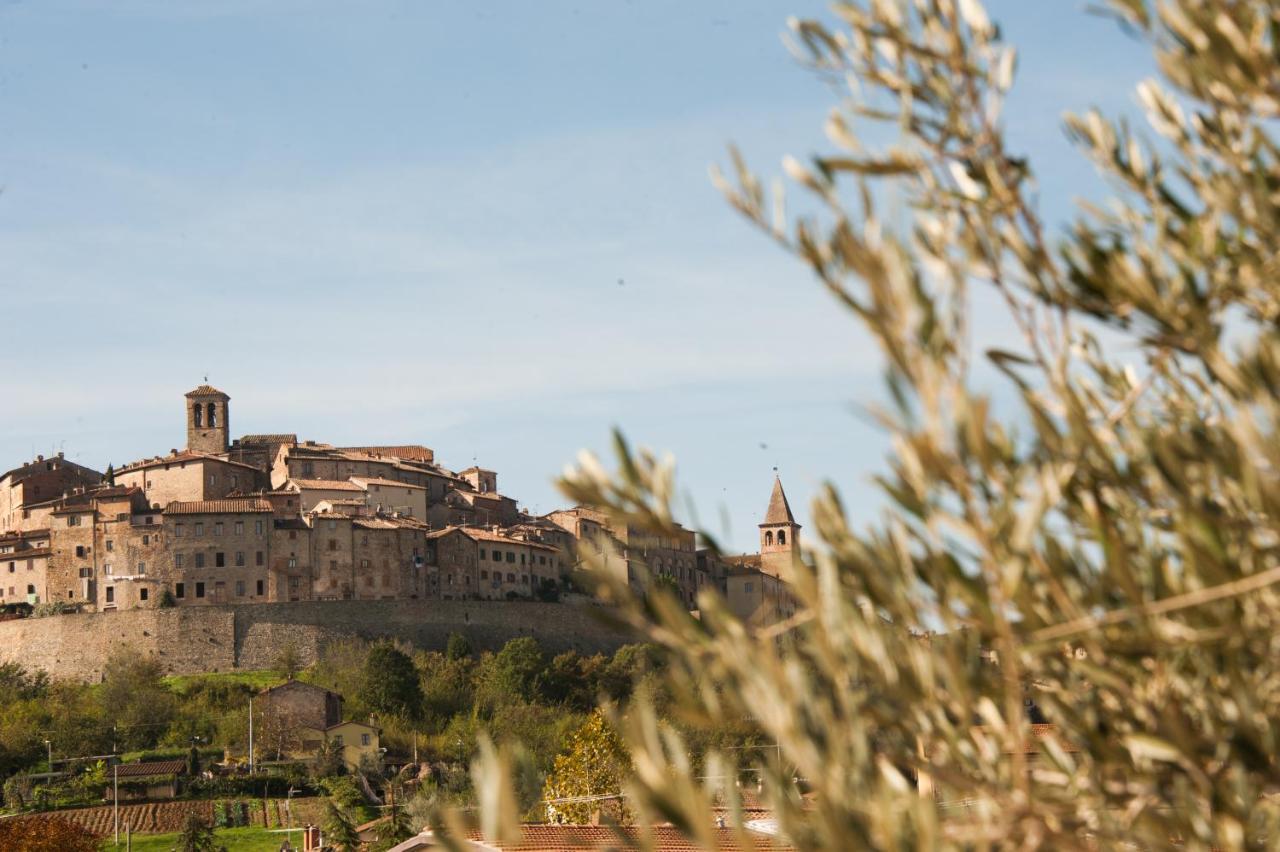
{"left": 105, "top": 587, "right": 115, "bottom": 603}
{"left": 25, "top": 584, "right": 33, "bottom": 595}
{"left": 764, "top": 531, "right": 774, "bottom": 547}
{"left": 332, "top": 735, "right": 343, "bottom": 747}
{"left": 140, "top": 588, "right": 148, "bottom": 601}
{"left": 256, "top": 579, "right": 264, "bottom": 596}
{"left": 778, "top": 530, "right": 786, "bottom": 545}
{"left": 141, "top": 535, "right": 149, "bottom": 546}
{"left": 75, "top": 545, "right": 86, "bottom": 558}
{"left": 235, "top": 580, "right": 245, "bottom": 597}
{"left": 256, "top": 551, "right": 264, "bottom": 567}
{"left": 234, "top": 521, "right": 243, "bottom": 535}
{"left": 288, "top": 557, "right": 297, "bottom": 568}
{"left": 106, "top": 540, "right": 114, "bottom": 552}
{"left": 481, "top": 570, "right": 489, "bottom": 579}
{"left": 360, "top": 733, "right": 371, "bottom": 747}
{"left": 327, "top": 520, "right": 336, "bottom": 531}
{"left": 67, "top": 515, "right": 80, "bottom": 527}
{"left": 208, "top": 474, "right": 216, "bottom": 487}
{"left": 254, "top": 520, "right": 264, "bottom": 535}
{"left": 539, "top": 556, "right": 546, "bottom": 565}
{"left": 195, "top": 553, "right": 206, "bottom": 568}
{"left": 214, "top": 523, "right": 223, "bottom": 537}
{"left": 195, "top": 523, "right": 204, "bottom": 537}
{"left": 145, "top": 516, "right": 154, "bottom": 525}
{"left": 137, "top": 562, "right": 146, "bottom": 575}
{"left": 78, "top": 567, "right": 92, "bottom": 578}
{"left": 289, "top": 576, "right": 299, "bottom": 591}
{"left": 745, "top": 582, "right": 754, "bottom": 593}
{"left": 175, "top": 554, "right": 184, "bottom": 568}
{"left": 328, "top": 540, "right": 338, "bottom": 551}
{"left": 195, "top": 582, "right": 205, "bottom": 598}
{"left": 480, "top": 550, "right": 487, "bottom": 560}
{"left": 235, "top": 551, "right": 245, "bottom": 567}
{"left": 174, "top": 524, "right": 184, "bottom": 537}
{"left": 302, "top": 462, "right": 314, "bottom": 476}
{"left": 104, "top": 564, "right": 113, "bottom": 576}
{"left": 193, "top": 404, "right": 203, "bottom": 427}
{"left": 176, "top": 583, "right": 185, "bottom": 598}
{"left": 207, "top": 402, "right": 217, "bottom": 427}
{"left": 505, "top": 552, "right": 515, "bottom": 564}
{"left": 492, "top": 549, "right": 500, "bottom": 561}
{"left": 215, "top": 552, "right": 226, "bottom": 568}
{"left": 506, "top": 573, "right": 515, "bottom": 583}
{"left": 289, "top": 530, "right": 297, "bottom": 540}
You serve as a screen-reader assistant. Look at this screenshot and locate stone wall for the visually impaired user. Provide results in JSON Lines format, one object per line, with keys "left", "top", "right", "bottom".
{"left": 0, "top": 598, "right": 632, "bottom": 681}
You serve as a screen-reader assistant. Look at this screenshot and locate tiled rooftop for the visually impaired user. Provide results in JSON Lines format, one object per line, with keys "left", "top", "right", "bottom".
{"left": 165, "top": 498, "right": 273, "bottom": 515}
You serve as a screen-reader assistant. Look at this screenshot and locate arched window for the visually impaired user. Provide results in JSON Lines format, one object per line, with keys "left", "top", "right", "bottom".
{"left": 207, "top": 402, "right": 218, "bottom": 427}
{"left": 764, "top": 531, "right": 774, "bottom": 546}
{"left": 193, "top": 404, "right": 203, "bottom": 427}
{"left": 778, "top": 530, "right": 787, "bottom": 546}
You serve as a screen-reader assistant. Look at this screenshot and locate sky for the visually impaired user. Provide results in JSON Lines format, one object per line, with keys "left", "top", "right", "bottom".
{"left": 0, "top": 1, "right": 1154, "bottom": 552}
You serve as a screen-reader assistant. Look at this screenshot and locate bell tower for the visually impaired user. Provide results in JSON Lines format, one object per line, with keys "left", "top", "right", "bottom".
{"left": 185, "top": 384, "right": 230, "bottom": 455}
{"left": 759, "top": 475, "right": 801, "bottom": 581}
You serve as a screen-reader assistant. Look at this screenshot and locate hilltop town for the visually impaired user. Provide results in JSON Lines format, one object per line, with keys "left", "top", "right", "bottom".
{"left": 0, "top": 385, "right": 798, "bottom": 627}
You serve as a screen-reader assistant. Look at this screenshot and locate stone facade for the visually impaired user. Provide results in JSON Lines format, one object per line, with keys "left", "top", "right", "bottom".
{"left": 0, "top": 529, "right": 51, "bottom": 605}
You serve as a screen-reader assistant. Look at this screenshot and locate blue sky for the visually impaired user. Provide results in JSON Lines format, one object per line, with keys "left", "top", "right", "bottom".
{"left": 0, "top": 1, "right": 1152, "bottom": 551}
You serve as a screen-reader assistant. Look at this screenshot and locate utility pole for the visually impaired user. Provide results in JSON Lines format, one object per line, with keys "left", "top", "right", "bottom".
{"left": 113, "top": 763, "right": 119, "bottom": 846}
{"left": 245, "top": 695, "right": 253, "bottom": 772}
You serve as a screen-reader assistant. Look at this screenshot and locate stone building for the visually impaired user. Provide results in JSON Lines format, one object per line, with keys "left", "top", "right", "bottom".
{"left": 114, "top": 451, "right": 264, "bottom": 511}
{"left": 0, "top": 384, "right": 801, "bottom": 624}
{"left": 0, "top": 528, "right": 51, "bottom": 606}
{"left": 0, "top": 453, "right": 102, "bottom": 533}
{"left": 160, "top": 498, "right": 275, "bottom": 607}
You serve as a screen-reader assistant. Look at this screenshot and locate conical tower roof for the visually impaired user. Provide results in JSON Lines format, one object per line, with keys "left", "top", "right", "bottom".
{"left": 761, "top": 476, "right": 798, "bottom": 526}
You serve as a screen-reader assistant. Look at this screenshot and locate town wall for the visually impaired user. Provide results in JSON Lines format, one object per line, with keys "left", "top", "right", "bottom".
{"left": 0, "top": 598, "right": 632, "bottom": 681}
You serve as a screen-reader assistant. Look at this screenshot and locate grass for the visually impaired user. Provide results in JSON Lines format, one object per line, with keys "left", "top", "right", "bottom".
{"left": 101, "top": 824, "right": 303, "bottom": 851}
{"left": 162, "top": 669, "right": 285, "bottom": 695}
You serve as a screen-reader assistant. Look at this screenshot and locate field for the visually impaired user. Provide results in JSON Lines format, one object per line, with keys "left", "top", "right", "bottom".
{"left": 101, "top": 824, "right": 300, "bottom": 851}
{"left": 162, "top": 669, "right": 285, "bottom": 694}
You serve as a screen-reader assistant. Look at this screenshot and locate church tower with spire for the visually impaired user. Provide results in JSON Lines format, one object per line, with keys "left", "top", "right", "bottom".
{"left": 759, "top": 476, "right": 801, "bottom": 581}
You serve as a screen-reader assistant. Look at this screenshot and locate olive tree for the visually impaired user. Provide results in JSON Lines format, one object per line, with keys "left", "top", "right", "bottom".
{"left": 470, "top": 1, "right": 1280, "bottom": 849}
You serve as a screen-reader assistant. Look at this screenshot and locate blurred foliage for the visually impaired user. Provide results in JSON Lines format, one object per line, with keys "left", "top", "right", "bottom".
{"left": 450, "top": 0, "right": 1280, "bottom": 848}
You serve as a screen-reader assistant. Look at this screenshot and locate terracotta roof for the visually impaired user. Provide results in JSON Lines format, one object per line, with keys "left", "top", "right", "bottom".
{"left": 761, "top": 477, "right": 797, "bottom": 527}
{"left": 238, "top": 434, "right": 297, "bottom": 445}
{"left": 460, "top": 526, "right": 558, "bottom": 551}
{"left": 0, "top": 548, "right": 50, "bottom": 561}
{"left": 354, "top": 477, "right": 425, "bottom": 490}
{"left": 289, "top": 479, "right": 367, "bottom": 492}
{"left": 165, "top": 498, "right": 273, "bottom": 515}
{"left": 464, "top": 825, "right": 792, "bottom": 851}
{"left": 117, "top": 452, "right": 260, "bottom": 475}
{"left": 114, "top": 760, "right": 186, "bottom": 778}
{"left": 341, "top": 445, "right": 435, "bottom": 463}
{"left": 184, "top": 384, "right": 227, "bottom": 398}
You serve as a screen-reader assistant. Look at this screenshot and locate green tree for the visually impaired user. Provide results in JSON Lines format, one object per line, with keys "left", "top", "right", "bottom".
{"left": 358, "top": 642, "right": 423, "bottom": 720}
{"left": 540, "top": 711, "right": 630, "bottom": 825}
{"left": 444, "top": 631, "right": 472, "bottom": 660}
{"left": 172, "top": 813, "right": 225, "bottom": 852}
{"left": 378, "top": 786, "right": 414, "bottom": 845}
{"left": 98, "top": 650, "right": 175, "bottom": 750}
{"left": 186, "top": 744, "right": 201, "bottom": 777}
{"left": 321, "top": 799, "right": 360, "bottom": 852}
{"left": 468, "top": 1, "right": 1280, "bottom": 848}
{"left": 475, "top": 638, "right": 546, "bottom": 713}
{"left": 103, "top": 463, "right": 114, "bottom": 487}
